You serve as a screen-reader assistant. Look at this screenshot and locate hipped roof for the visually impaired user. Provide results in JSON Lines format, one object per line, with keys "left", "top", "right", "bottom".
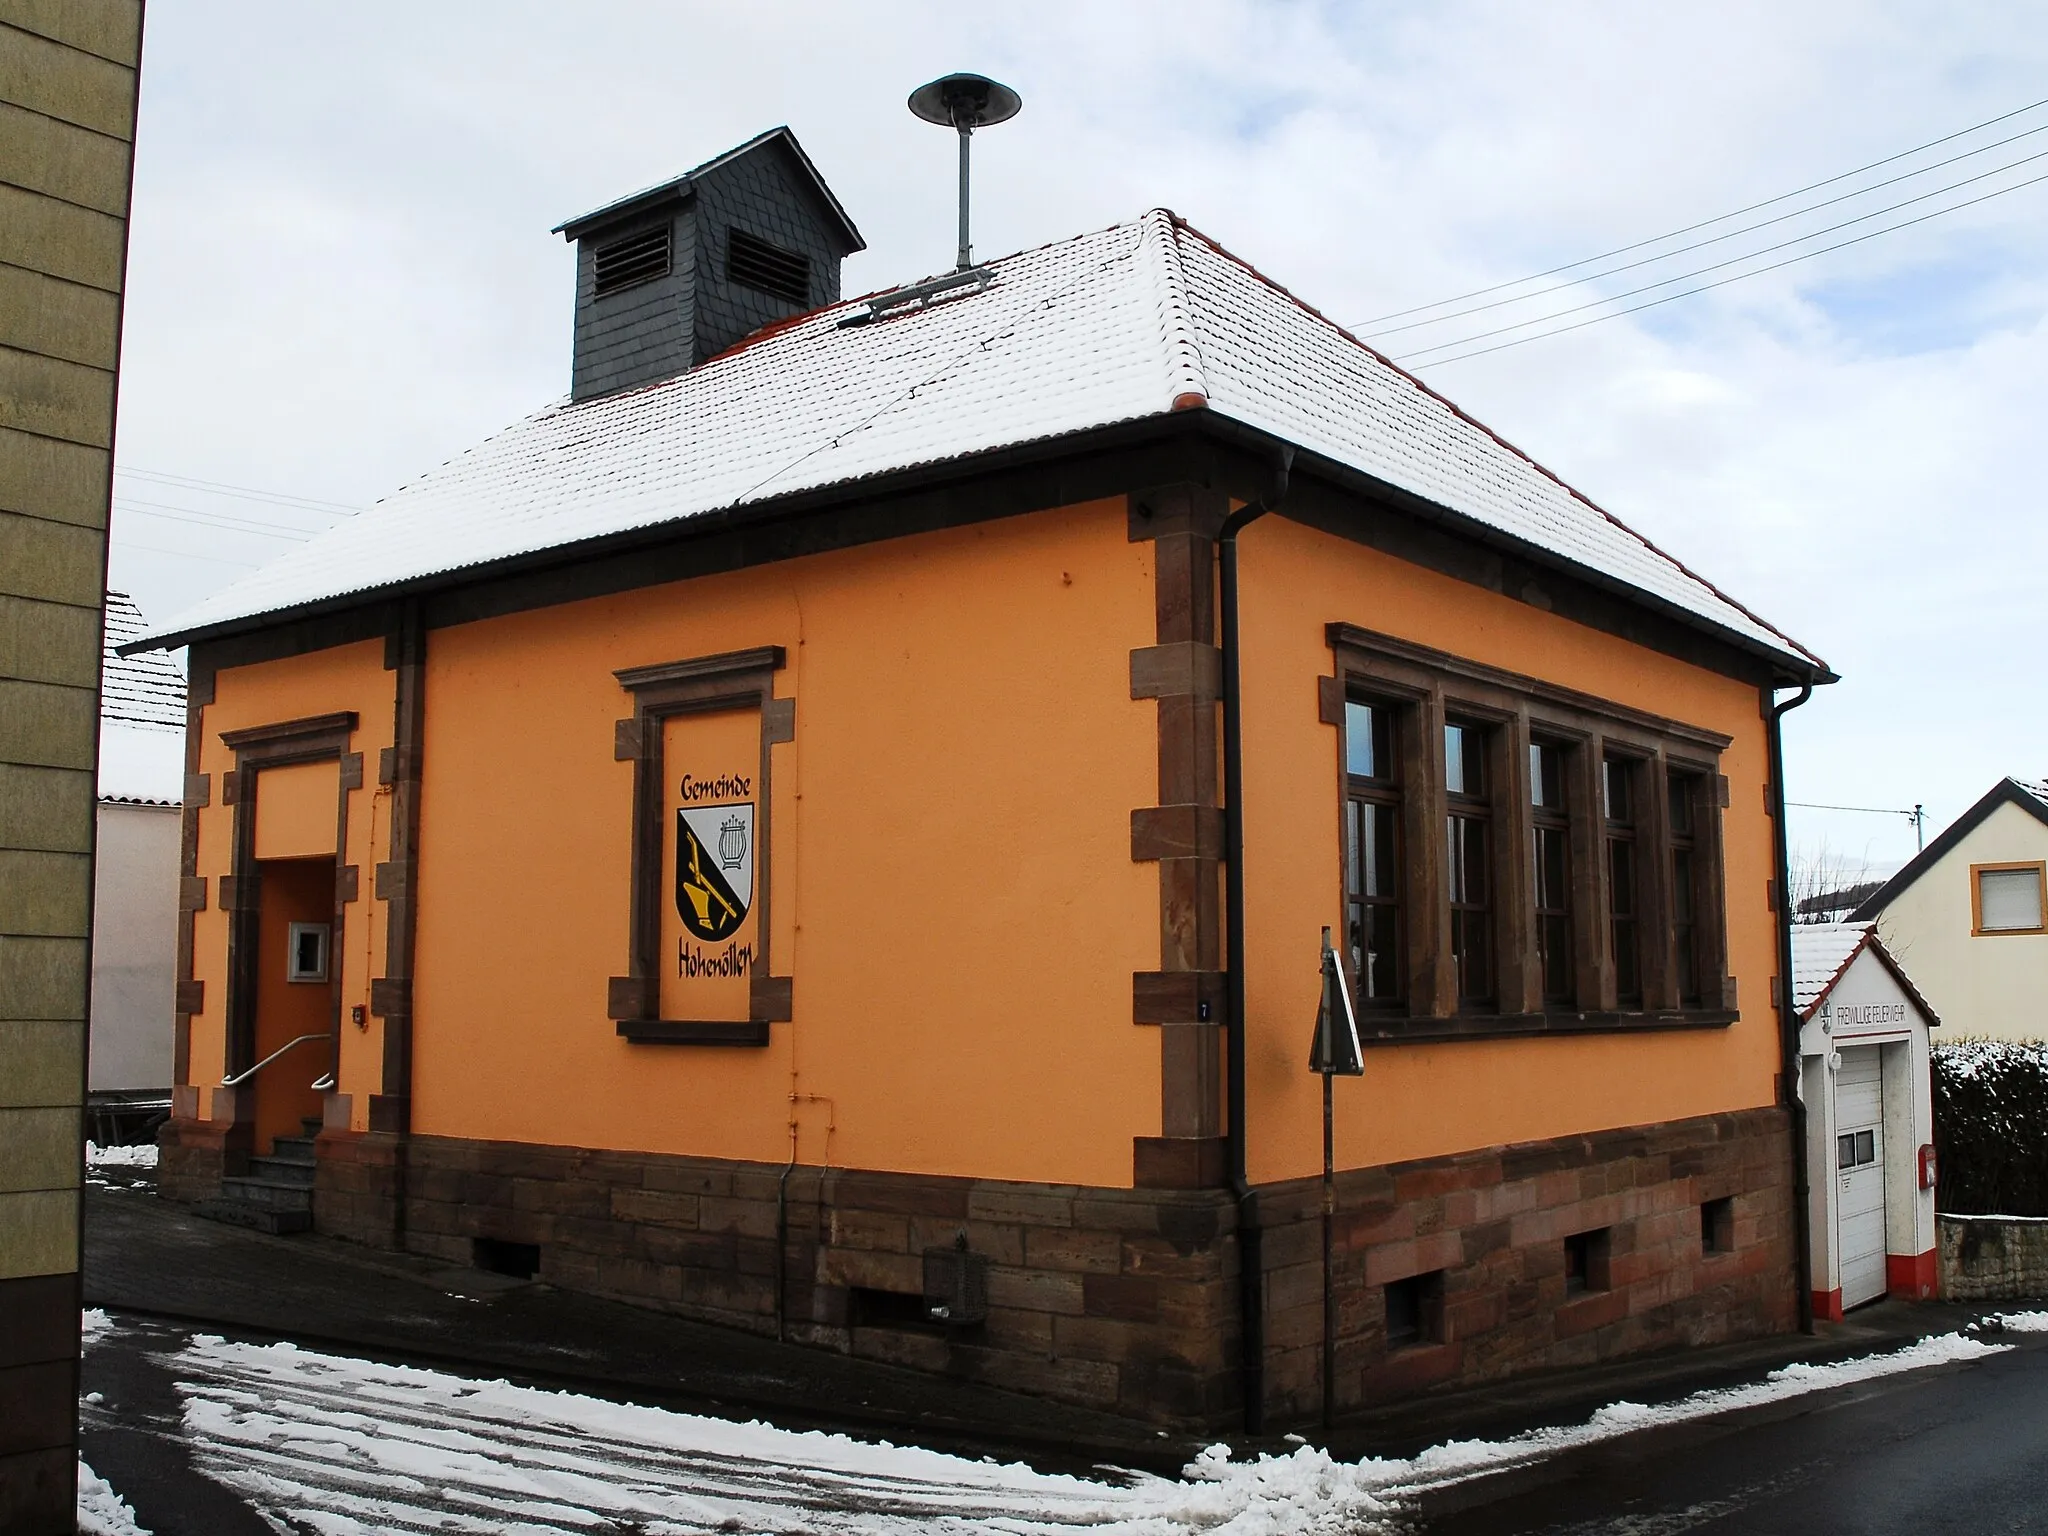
{"left": 137, "top": 211, "right": 1825, "bottom": 678}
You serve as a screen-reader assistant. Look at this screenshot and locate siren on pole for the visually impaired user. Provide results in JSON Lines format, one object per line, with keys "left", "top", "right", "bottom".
{"left": 907, "top": 72, "right": 1023, "bottom": 272}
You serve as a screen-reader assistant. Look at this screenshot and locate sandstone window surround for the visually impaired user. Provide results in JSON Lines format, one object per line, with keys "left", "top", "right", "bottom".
{"left": 607, "top": 645, "right": 795, "bottom": 1045}
{"left": 1323, "top": 624, "right": 1736, "bottom": 1045}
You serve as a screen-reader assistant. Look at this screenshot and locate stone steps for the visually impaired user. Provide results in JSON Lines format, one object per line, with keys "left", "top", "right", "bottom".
{"left": 192, "top": 1197, "right": 312, "bottom": 1235}
{"left": 192, "top": 1117, "right": 321, "bottom": 1236}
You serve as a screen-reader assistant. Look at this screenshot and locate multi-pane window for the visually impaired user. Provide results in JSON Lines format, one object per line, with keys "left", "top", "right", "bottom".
{"left": 1345, "top": 701, "right": 1403, "bottom": 1004}
{"left": 1530, "top": 741, "right": 1573, "bottom": 1005}
{"left": 1331, "top": 627, "right": 1730, "bottom": 1033}
{"left": 1445, "top": 722, "right": 1493, "bottom": 1005}
{"left": 1669, "top": 772, "right": 1702, "bottom": 1004}
{"left": 1603, "top": 757, "right": 1641, "bottom": 1006}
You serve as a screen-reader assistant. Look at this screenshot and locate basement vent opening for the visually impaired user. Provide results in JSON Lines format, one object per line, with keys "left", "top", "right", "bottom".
{"left": 593, "top": 226, "right": 672, "bottom": 298}
{"left": 849, "top": 1287, "right": 938, "bottom": 1331}
{"left": 473, "top": 1237, "right": 540, "bottom": 1279}
{"left": 726, "top": 226, "right": 811, "bottom": 307}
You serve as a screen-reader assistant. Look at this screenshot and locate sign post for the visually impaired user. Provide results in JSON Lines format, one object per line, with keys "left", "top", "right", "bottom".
{"left": 1308, "top": 926, "right": 1365, "bottom": 1432}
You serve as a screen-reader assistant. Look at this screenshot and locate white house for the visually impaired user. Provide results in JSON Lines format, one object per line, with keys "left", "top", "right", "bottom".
{"left": 89, "top": 591, "right": 186, "bottom": 1139}
{"left": 1793, "top": 923, "right": 1939, "bottom": 1317}
{"left": 1851, "top": 778, "right": 2048, "bottom": 1042}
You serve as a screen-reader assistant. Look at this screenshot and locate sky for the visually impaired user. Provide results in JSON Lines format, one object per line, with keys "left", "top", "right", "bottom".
{"left": 108, "top": 1, "right": 2048, "bottom": 876}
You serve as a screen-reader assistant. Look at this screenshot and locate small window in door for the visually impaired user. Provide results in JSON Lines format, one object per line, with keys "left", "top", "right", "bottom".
{"left": 1837, "top": 1129, "right": 1876, "bottom": 1169}
{"left": 287, "top": 922, "right": 330, "bottom": 983}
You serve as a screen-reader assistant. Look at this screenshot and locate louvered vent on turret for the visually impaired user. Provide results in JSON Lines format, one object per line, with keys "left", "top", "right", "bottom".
{"left": 593, "top": 227, "right": 672, "bottom": 298}
{"left": 726, "top": 228, "right": 810, "bottom": 307}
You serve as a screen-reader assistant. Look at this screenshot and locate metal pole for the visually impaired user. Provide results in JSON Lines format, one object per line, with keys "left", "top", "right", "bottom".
{"left": 1768, "top": 681, "right": 1816, "bottom": 1334}
{"left": 1914, "top": 805, "right": 1925, "bottom": 852}
{"left": 1321, "top": 1063, "right": 1335, "bottom": 1434}
{"left": 955, "top": 122, "right": 972, "bottom": 270}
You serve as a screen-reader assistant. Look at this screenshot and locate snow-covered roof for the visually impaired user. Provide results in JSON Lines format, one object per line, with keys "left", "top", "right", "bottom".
{"left": 1791, "top": 920, "right": 1938, "bottom": 1025}
{"left": 1791, "top": 923, "right": 1873, "bottom": 1017}
{"left": 100, "top": 592, "right": 186, "bottom": 804}
{"left": 142, "top": 212, "right": 1821, "bottom": 672}
{"left": 103, "top": 591, "right": 185, "bottom": 729}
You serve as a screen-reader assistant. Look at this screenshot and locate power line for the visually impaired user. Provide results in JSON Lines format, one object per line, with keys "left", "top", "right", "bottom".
{"left": 1404, "top": 164, "right": 2048, "bottom": 368}
{"left": 1788, "top": 799, "right": 1927, "bottom": 851}
{"left": 1364, "top": 121, "right": 2048, "bottom": 341}
{"left": 1398, "top": 149, "right": 2048, "bottom": 362}
{"left": 113, "top": 464, "right": 360, "bottom": 516}
{"left": 112, "top": 497, "right": 327, "bottom": 541}
{"left": 108, "top": 538, "right": 260, "bottom": 567}
{"left": 1357, "top": 93, "right": 2048, "bottom": 327}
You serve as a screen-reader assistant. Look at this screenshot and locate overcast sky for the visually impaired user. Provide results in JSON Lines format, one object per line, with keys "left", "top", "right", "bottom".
{"left": 110, "top": 2, "right": 2048, "bottom": 875}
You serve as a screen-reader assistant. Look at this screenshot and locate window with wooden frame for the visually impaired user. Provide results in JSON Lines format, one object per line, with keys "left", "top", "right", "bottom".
{"left": 1445, "top": 721, "right": 1494, "bottom": 1007}
{"left": 1668, "top": 770, "right": 1706, "bottom": 1004}
{"left": 1344, "top": 699, "right": 1404, "bottom": 1006}
{"left": 1325, "top": 624, "right": 1735, "bottom": 1043}
{"left": 1972, "top": 861, "right": 2048, "bottom": 936}
{"left": 1530, "top": 740, "right": 1575, "bottom": 1006}
{"left": 1604, "top": 755, "right": 1643, "bottom": 1008}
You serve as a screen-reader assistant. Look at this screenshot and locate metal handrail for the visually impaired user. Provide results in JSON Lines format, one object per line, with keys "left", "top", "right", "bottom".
{"left": 221, "top": 1032, "right": 328, "bottom": 1088}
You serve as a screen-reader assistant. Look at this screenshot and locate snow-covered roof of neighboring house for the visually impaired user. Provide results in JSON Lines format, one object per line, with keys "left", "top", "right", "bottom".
{"left": 138, "top": 212, "right": 1823, "bottom": 675}
{"left": 99, "top": 591, "right": 186, "bottom": 804}
{"left": 1791, "top": 921, "right": 1939, "bottom": 1025}
{"left": 102, "top": 591, "right": 186, "bottom": 728}
{"left": 1850, "top": 777, "right": 2048, "bottom": 921}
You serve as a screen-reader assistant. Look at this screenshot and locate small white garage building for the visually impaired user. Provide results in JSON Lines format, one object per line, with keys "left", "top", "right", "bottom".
{"left": 1794, "top": 923, "right": 1940, "bottom": 1317}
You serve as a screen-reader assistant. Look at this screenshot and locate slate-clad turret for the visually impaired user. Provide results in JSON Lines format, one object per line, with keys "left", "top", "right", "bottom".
{"left": 553, "top": 127, "right": 865, "bottom": 401}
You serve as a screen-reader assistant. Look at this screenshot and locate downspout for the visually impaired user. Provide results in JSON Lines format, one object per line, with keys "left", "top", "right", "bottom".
{"left": 1767, "top": 679, "right": 1815, "bottom": 1333}
{"left": 1220, "top": 446, "right": 1293, "bottom": 1436}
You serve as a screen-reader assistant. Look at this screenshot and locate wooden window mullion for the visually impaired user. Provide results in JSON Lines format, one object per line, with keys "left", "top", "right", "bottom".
{"left": 1495, "top": 711, "right": 1537, "bottom": 1015}
{"left": 1640, "top": 746, "right": 1676, "bottom": 1010}
{"left": 1573, "top": 734, "right": 1611, "bottom": 1012}
{"left": 1702, "top": 776, "right": 1732, "bottom": 1008}
{"left": 1404, "top": 690, "right": 1454, "bottom": 1018}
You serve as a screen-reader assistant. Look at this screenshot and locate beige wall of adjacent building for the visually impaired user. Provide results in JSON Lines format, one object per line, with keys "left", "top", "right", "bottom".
{"left": 0, "top": 0, "right": 142, "bottom": 1527}
{"left": 1874, "top": 799, "right": 2048, "bottom": 1042}
{"left": 88, "top": 799, "right": 178, "bottom": 1091}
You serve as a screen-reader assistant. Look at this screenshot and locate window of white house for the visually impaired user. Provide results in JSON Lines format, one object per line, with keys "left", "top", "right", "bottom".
{"left": 1974, "top": 863, "right": 2048, "bottom": 935}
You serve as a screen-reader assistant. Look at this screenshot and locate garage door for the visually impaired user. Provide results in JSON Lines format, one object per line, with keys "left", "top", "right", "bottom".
{"left": 1836, "top": 1047, "right": 1887, "bottom": 1310}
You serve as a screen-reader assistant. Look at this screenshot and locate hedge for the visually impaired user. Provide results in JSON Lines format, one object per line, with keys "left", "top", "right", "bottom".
{"left": 1933, "top": 1040, "right": 2048, "bottom": 1217}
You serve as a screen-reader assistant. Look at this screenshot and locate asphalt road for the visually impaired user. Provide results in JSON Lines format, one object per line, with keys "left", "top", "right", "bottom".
{"left": 1410, "top": 1325, "right": 2048, "bottom": 1536}
{"left": 84, "top": 1309, "right": 2048, "bottom": 1535}
{"left": 80, "top": 1317, "right": 275, "bottom": 1536}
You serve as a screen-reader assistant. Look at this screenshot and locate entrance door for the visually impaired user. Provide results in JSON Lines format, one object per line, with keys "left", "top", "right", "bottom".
{"left": 251, "top": 856, "right": 334, "bottom": 1154}
{"left": 1835, "top": 1047, "right": 1887, "bottom": 1310}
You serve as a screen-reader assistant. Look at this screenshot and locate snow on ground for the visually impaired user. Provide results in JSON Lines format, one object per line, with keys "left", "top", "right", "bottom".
{"left": 86, "top": 1142, "right": 159, "bottom": 1194}
{"left": 128, "top": 1323, "right": 2007, "bottom": 1536}
{"left": 1995, "top": 1310, "right": 2048, "bottom": 1332}
{"left": 87, "top": 1142, "right": 160, "bottom": 1169}
{"left": 77, "top": 1458, "right": 150, "bottom": 1536}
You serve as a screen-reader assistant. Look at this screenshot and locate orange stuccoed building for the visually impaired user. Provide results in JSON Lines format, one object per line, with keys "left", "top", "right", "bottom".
{"left": 131, "top": 129, "right": 1832, "bottom": 1432}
